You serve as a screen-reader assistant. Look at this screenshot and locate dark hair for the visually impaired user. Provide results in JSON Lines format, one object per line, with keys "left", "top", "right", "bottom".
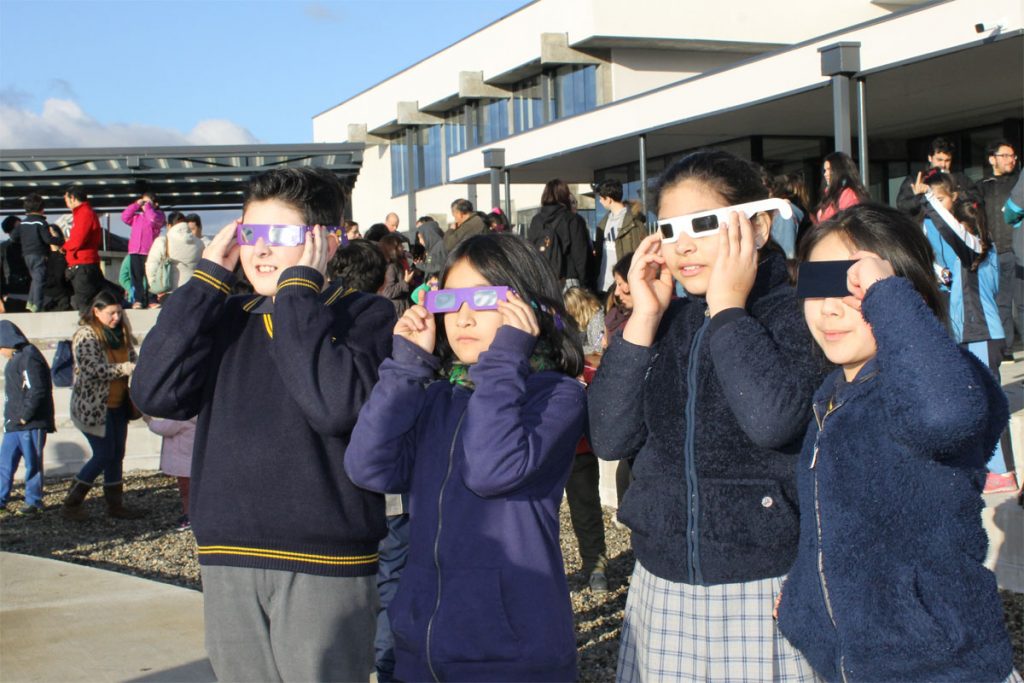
{"left": 540, "top": 178, "right": 573, "bottom": 209}
{"left": 612, "top": 251, "right": 633, "bottom": 281}
{"left": 986, "top": 139, "right": 1014, "bottom": 157}
{"left": 921, "top": 168, "right": 957, "bottom": 196}
{"left": 798, "top": 203, "right": 945, "bottom": 321}
{"left": 2, "top": 216, "right": 20, "bottom": 235}
{"left": 435, "top": 233, "right": 583, "bottom": 377}
{"left": 243, "top": 167, "right": 345, "bottom": 227}
{"left": 416, "top": 216, "right": 434, "bottom": 224}
{"left": 344, "top": 219, "right": 359, "bottom": 229}
{"left": 953, "top": 197, "right": 991, "bottom": 272}
{"left": 929, "top": 137, "right": 955, "bottom": 157}
{"left": 769, "top": 172, "right": 811, "bottom": 214}
{"left": 80, "top": 289, "right": 136, "bottom": 349}
{"left": 185, "top": 213, "right": 202, "bottom": 227}
{"left": 410, "top": 243, "right": 427, "bottom": 261}
{"left": 167, "top": 211, "right": 187, "bottom": 225}
{"left": 485, "top": 210, "right": 510, "bottom": 232}
{"left": 450, "top": 198, "right": 474, "bottom": 215}
{"left": 819, "top": 151, "right": 869, "bottom": 213}
{"left": 594, "top": 179, "right": 624, "bottom": 203}
{"left": 328, "top": 239, "right": 387, "bottom": 293}
{"left": 378, "top": 234, "right": 405, "bottom": 265}
{"left": 23, "top": 192, "right": 45, "bottom": 214}
{"left": 363, "top": 223, "right": 389, "bottom": 242}
{"left": 141, "top": 192, "right": 159, "bottom": 205}
{"left": 62, "top": 184, "right": 88, "bottom": 202}
{"left": 655, "top": 148, "right": 768, "bottom": 211}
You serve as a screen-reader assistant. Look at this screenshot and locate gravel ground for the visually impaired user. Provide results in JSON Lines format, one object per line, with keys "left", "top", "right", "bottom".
{"left": 1, "top": 472, "right": 1022, "bottom": 680}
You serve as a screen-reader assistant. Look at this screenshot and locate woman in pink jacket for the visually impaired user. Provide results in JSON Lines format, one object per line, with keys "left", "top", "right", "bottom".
{"left": 145, "top": 416, "right": 196, "bottom": 532}
{"left": 815, "top": 151, "right": 869, "bottom": 224}
{"left": 121, "top": 194, "right": 166, "bottom": 309}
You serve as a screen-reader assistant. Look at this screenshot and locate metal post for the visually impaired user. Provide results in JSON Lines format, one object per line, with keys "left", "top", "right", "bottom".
{"left": 489, "top": 168, "right": 501, "bottom": 212}
{"left": 857, "top": 78, "right": 869, "bottom": 186}
{"left": 638, "top": 134, "right": 648, "bottom": 217}
{"left": 406, "top": 128, "right": 416, "bottom": 230}
{"left": 831, "top": 74, "right": 852, "bottom": 155}
{"left": 503, "top": 169, "right": 511, "bottom": 223}
{"left": 103, "top": 213, "right": 109, "bottom": 252}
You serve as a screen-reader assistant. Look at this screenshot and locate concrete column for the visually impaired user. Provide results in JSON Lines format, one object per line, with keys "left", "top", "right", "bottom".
{"left": 857, "top": 78, "right": 869, "bottom": 185}
{"left": 638, "top": 134, "right": 648, "bottom": 217}
{"left": 406, "top": 127, "right": 416, "bottom": 229}
{"left": 818, "top": 42, "right": 861, "bottom": 154}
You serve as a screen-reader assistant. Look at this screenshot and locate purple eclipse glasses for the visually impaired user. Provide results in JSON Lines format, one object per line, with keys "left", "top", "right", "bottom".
{"left": 424, "top": 286, "right": 509, "bottom": 313}
{"left": 236, "top": 224, "right": 348, "bottom": 247}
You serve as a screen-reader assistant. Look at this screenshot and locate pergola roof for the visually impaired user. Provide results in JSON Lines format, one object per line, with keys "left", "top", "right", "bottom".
{"left": 0, "top": 143, "right": 363, "bottom": 215}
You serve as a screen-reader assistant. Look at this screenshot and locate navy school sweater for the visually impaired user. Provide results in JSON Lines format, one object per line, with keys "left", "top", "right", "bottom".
{"left": 588, "top": 250, "right": 825, "bottom": 585}
{"left": 777, "top": 277, "right": 1014, "bottom": 682}
{"left": 130, "top": 260, "right": 394, "bottom": 576}
{"left": 345, "top": 329, "right": 586, "bottom": 682}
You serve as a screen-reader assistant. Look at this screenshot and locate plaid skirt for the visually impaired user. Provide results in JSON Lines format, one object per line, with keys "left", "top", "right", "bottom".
{"left": 617, "top": 561, "right": 820, "bottom": 682}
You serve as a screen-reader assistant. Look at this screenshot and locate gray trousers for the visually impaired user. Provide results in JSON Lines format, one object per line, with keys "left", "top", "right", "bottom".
{"left": 201, "top": 566, "right": 378, "bottom": 683}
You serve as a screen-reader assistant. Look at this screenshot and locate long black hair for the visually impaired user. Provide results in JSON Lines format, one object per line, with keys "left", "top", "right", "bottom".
{"left": 798, "top": 203, "right": 945, "bottom": 322}
{"left": 818, "top": 151, "right": 869, "bottom": 214}
{"left": 435, "top": 233, "right": 584, "bottom": 377}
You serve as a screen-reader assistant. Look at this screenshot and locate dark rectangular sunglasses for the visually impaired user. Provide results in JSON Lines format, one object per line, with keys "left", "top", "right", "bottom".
{"left": 795, "top": 260, "right": 857, "bottom": 298}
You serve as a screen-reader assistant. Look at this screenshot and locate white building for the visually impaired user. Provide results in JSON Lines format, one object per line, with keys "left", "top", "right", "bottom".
{"left": 313, "top": 0, "right": 1022, "bottom": 236}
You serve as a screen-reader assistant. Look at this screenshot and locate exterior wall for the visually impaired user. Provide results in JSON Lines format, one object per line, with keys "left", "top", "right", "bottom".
{"left": 609, "top": 48, "right": 754, "bottom": 99}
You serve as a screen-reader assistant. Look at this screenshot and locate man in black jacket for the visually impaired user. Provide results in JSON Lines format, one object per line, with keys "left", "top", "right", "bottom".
{"left": 13, "top": 193, "right": 59, "bottom": 312}
{"left": 0, "top": 320, "right": 55, "bottom": 514}
{"left": 978, "top": 140, "right": 1020, "bottom": 357}
{"left": 896, "top": 137, "right": 975, "bottom": 215}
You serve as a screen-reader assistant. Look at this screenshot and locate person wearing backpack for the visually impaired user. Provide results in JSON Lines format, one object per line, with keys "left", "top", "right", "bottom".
{"left": 0, "top": 321, "right": 55, "bottom": 514}
{"left": 528, "top": 179, "right": 589, "bottom": 289}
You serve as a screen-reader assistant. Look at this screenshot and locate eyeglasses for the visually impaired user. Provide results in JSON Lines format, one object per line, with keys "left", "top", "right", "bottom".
{"left": 424, "top": 286, "right": 509, "bottom": 313}
{"left": 236, "top": 224, "right": 347, "bottom": 247}
{"left": 993, "top": 153, "right": 1017, "bottom": 159}
{"left": 658, "top": 198, "right": 792, "bottom": 243}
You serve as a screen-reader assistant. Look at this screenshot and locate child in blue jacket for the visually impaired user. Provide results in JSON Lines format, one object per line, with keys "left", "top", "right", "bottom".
{"left": 778, "top": 203, "right": 1019, "bottom": 682}
{"left": 346, "top": 233, "right": 586, "bottom": 682}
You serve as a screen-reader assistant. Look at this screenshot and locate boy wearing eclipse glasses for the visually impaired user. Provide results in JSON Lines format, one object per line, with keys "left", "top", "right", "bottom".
{"left": 131, "top": 167, "right": 394, "bottom": 682}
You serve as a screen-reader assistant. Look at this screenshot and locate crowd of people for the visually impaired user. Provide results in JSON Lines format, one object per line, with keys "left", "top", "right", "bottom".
{"left": 0, "top": 138, "right": 1023, "bottom": 682}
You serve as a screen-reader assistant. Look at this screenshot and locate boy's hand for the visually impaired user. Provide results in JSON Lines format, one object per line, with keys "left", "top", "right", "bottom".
{"left": 395, "top": 305, "right": 436, "bottom": 353}
{"left": 297, "top": 225, "right": 330, "bottom": 278}
{"left": 706, "top": 210, "right": 758, "bottom": 316}
{"left": 497, "top": 291, "right": 540, "bottom": 337}
{"left": 204, "top": 219, "right": 241, "bottom": 271}
{"left": 843, "top": 250, "right": 895, "bottom": 311}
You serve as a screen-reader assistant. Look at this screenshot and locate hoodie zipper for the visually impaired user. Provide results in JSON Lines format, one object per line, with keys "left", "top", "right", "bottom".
{"left": 810, "top": 398, "right": 848, "bottom": 682}
{"left": 684, "top": 308, "right": 710, "bottom": 585}
{"left": 425, "top": 407, "right": 468, "bottom": 683}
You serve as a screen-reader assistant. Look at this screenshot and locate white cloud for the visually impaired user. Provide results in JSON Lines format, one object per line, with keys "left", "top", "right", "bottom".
{"left": 0, "top": 97, "right": 259, "bottom": 149}
{"left": 304, "top": 1, "right": 342, "bottom": 22}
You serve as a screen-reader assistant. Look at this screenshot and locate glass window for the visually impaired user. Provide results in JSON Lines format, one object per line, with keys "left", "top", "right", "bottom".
{"left": 513, "top": 76, "right": 544, "bottom": 133}
{"left": 390, "top": 136, "right": 408, "bottom": 197}
{"left": 417, "top": 124, "right": 442, "bottom": 190}
{"left": 480, "top": 99, "right": 509, "bottom": 144}
{"left": 553, "top": 65, "right": 597, "bottom": 120}
{"left": 445, "top": 108, "right": 467, "bottom": 158}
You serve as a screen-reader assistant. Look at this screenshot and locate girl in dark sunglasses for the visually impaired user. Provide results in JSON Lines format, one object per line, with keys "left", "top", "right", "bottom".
{"left": 346, "top": 233, "right": 585, "bottom": 682}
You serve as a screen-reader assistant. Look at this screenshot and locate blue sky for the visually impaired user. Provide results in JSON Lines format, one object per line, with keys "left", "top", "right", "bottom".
{"left": 0, "top": 0, "right": 525, "bottom": 149}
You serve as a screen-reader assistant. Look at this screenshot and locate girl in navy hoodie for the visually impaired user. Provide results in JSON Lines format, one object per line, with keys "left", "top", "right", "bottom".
{"left": 589, "top": 149, "right": 824, "bottom": 681}
{"left": 346, "top": 233, "right": 586, "bottom": 682}
{"left": 778, "top": 203, "right": 1019, "bottom": 682}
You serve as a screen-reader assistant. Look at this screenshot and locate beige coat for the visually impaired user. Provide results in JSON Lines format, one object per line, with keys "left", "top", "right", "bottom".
{"left": 146, "top": 222, "right": 204, "bottom": 292}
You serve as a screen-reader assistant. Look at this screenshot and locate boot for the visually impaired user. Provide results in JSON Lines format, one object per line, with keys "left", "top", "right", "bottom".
{"left": 61, "top": 480, "right": 92, "bottom": 521}
{"left": 103, "top": 483, "right": 145, "bottom": 520}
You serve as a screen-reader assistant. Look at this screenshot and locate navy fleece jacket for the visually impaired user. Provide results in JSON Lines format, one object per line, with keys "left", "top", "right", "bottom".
{"left": 588, "top": 250, "right": 824, "bottom": 585}
{"left": 777, "top": 277, "right": 1014, "bottom": 682}
{"left": 130, "top": 260, "right": 394, "bottom": 577}
{"left": 345, "top": 328, "right": 586, "bottom": 683}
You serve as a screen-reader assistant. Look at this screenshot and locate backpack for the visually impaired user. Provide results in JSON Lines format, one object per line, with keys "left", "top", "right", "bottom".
{"left": 51, "top": 339, "right": 73, "bottom": 388}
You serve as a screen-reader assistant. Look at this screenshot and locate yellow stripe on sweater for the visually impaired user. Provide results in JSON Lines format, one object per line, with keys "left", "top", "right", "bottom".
{"left": 193, "top": 270, "right": 230, "bottom": 294}
{"left": 198, "top": 545, "right": 378, "bottom": 566}
{"left": 277, "top": 277, "right": 321, "bottom": 293}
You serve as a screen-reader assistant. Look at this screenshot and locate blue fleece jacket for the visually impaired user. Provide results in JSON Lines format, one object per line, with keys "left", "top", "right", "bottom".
{"left": 131, "top": 260, "right": 394, "bottom": 577}
{"left": 588, "top": 250, "right": 824, "bottom": 585}
{"left": 345, "top": 327, "right": 586, "bottom": 682}
{"left": 777, "top": 276, "right": 1014, "bottom": 682}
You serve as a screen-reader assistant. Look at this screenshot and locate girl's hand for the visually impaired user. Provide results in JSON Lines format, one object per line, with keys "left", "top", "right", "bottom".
{"left": 497, "top": 291, "right": 540, "bottom": 337}
{"left": 706, "top": 210, "right": 758, "bottom": 316}
{"left": 297, "top": 225, "right": 330, "bottom": 278}
{"left": 403, "top": 268, "right": 416, "bottom": 284}
{"left": 773, "top": 588, "right": 783, "bottom": 620}
{"left": 203, "top": 219, "right": 242, "bottom": 271}
{"left": 843, "top": 250, "right": 895, "bottom": 311}
{"left": 621, "top": 233, "right": 674, "bottom": 347}
{"left": 394, "top": 305, "right": 436, "bottom": 353}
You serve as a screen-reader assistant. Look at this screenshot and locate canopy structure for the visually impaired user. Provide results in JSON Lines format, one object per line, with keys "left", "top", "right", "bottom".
{"left": 0, "top": 143, "right": 363, "bottom": 216}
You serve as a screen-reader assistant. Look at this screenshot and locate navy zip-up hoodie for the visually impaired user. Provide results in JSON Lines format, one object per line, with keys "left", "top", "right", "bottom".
{"left": 777, "top": 277, "right": 1015, "bottom": 682}
{"left": 1, "top": 321, "right": 55, "bottom": 433}
{"left": 588, "top": 250, "right": 824, "bottom": 585}
{"left": 131, "top": 260, "right": 394, "bottom": 577}
{"left": 346, "top": 328, "right": 586, "bottom": 682}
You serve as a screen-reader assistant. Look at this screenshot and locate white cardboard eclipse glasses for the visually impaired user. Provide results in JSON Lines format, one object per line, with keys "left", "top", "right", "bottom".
{"left": 658, "top": 198, "right": 792, "bottom": 243}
